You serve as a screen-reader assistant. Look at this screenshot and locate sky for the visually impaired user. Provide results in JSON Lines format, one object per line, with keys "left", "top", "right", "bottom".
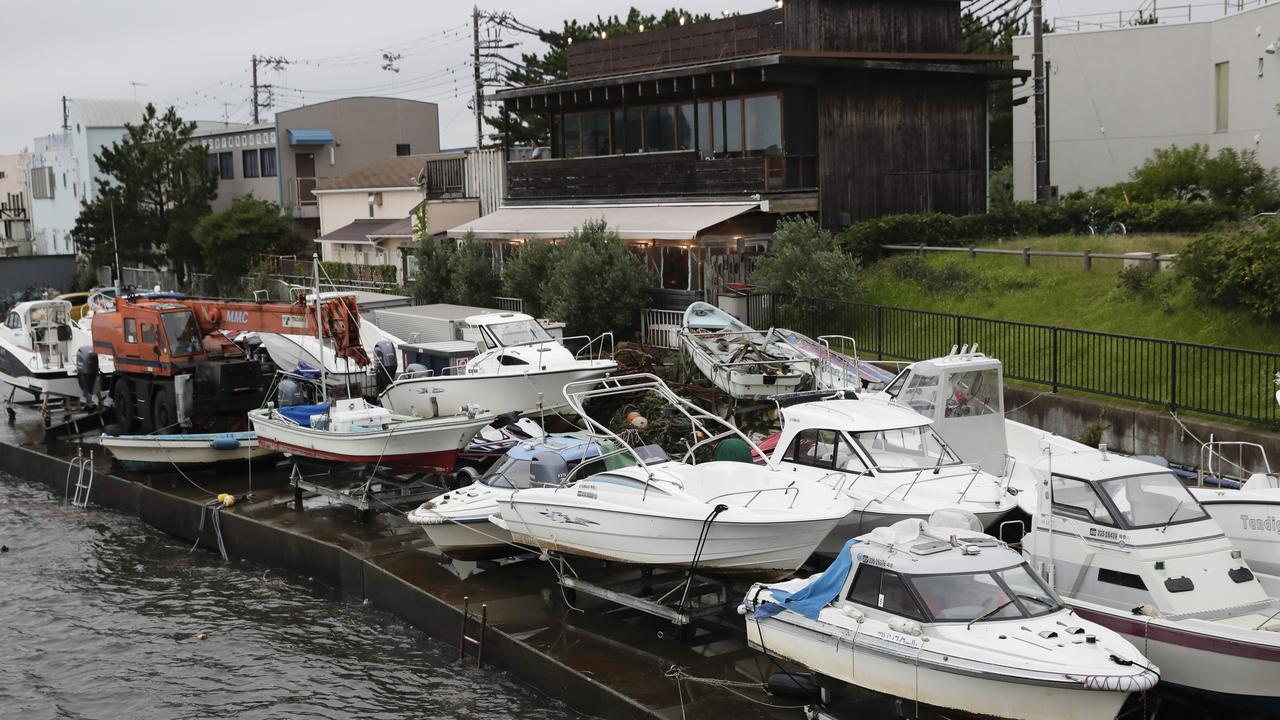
{"left": 2, "top": 0, "right": 1152, "bottom": 154}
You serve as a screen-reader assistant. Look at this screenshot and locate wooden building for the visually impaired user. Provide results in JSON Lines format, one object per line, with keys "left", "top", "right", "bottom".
{"left": 450, "top": 0, "right": 1023, "bottom": 307}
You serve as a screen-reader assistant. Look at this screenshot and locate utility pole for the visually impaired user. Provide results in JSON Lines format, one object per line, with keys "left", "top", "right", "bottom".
{"left": 473, "top": 6, "right": 484, "bottom": 150}
{"left": 252, "top": 54, "right": 290, "bottom": 124}
{"left": 1032, "top": 0, "right": 1050, "bottom": 203}
{"left": 61, "top": 96, "right": 69, "bottom": 133}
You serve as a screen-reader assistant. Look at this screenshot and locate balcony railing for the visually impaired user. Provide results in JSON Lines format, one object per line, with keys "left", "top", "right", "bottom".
{"left": 506, "top": 151, "right": 816, "bottom": 200}
{"left": 422, "top": 156, "right": 466, "bottom": 196}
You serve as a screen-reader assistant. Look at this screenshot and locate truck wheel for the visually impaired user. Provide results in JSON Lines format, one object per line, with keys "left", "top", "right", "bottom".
{"left": 151, "top": 387, "right": 175, "bottom": 433}
{"left": 113, "top": 379, "right": 138, "bottom": 434}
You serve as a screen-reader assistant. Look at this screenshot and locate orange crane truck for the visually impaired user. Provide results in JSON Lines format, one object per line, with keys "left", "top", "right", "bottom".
{"left": 91, "top": 294, "right": 368, "bottom": 433}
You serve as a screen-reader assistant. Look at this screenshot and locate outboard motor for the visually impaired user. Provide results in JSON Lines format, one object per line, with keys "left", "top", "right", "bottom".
{"left": 530, "top": 451, "right": 570, "bottom": 488}
{"left": 276, "top": 377, "right": 307, "bottom": 407}
{"left": 75, "top": 346, "right": 99, "bottom": 409}
{"left": 373, "top": 339, "right": 398, "bottom": 392}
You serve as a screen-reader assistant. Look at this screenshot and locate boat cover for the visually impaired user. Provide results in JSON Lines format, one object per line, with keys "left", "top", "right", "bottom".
{"left": 754, "top": 537, "right": 860, "bottom": 620}
{"left": 277, "top": 403, "right": 329, "bottom": 426}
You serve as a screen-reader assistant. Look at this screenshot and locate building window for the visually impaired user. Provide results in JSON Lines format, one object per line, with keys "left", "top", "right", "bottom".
{"left": 0, "top": 171, "right": 5, "bottom": 180}
{"left": 1215, "top": 61, "right": 1230, "bottom": 131}
{"left": 218, "top": 152, "right": 234, "bottom": 179}
{"left": 243, "top": 149, "right": 260, "bottom": 178}
{"left": 642, "top": 106, "right": 676, "bottom": 152}
{"left": 744, "top": 94, "right": 782, "bottom": 155}
{"left": 661, "top": 245, "right": 691, "bottom": 290}
{"left": 260, "top": 148, "right": 278, "bottom": 177}
{"left": 207, "top": 154, "right": 219, "bottom": 179}
{"left": 581, "top": 113, "right": 610, "bottom": 156}
{"left": 396, "top": 143, "right": 411, "bottom": 156}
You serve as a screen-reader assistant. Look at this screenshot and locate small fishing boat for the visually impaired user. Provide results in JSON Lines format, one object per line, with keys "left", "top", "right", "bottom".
{"left": 100, "top": 431, "right": 277, "bottom": 472}
{"left": 742, "top": 518, "right": 1158, "bottom": 720}
{"left": 1021, "top": 444, "right": 1280, "bottom": 707}
{"left": 679, "top": 301, "right": 813, "bottom": 400}
{"left": 248, "top": 397, "right": 493, "bottom": 473}
{"left": 379, "top": 312, "right": 615, "bottom": 417}
{"left": 0, "top": 299, "right": 88, "bottom": 401}
{"left": 408, "top": 433, "right": 612, "bottom": 560}
{"left": 1183, "top": 441, "right": 1280, "bottom": 596}
{"left": 254, "top": 306, "right": 404, "bottom": 388}
{"left": 769, "top": 391, "right": 1019, "bottom": 554}
{"left": 492, "top": 374, "right": 856, "bottom": 579}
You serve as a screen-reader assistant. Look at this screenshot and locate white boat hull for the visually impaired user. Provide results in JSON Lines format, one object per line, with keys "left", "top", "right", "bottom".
{"left": 498, "top": 498, "right": 839, "bottom": 579}
{"left": 379, "top": 362, "right": 615, "bottom": 417}
{"left": 681, "top": 333, "right": 807, "bottom": 400}
{"left": 418, "top": 519, "right": 521, "bottom": 560}
{"left": 747, "top": 614, "right": 1131, "bottom": 720}
{"left": 1192, "top": 489, "right": 1280, "bottom": 582}
{"left": 101, "top": 433, "right": 278, "bottom": 471}
{"left": 248, "top": 409, "right": 490, "bottom": 473}
{"left": 1072, "top": 600, "right": 1280, "bottom": 703}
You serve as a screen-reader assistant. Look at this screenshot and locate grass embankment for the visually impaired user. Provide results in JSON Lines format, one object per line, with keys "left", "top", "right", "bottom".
{"left": 859, "top": 234, "right": 1280, "bottom": 353}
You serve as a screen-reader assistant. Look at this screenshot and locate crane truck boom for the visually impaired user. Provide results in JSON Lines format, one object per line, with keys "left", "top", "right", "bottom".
{"left": 92, "top": 294, "right": 368, "bottom": 433}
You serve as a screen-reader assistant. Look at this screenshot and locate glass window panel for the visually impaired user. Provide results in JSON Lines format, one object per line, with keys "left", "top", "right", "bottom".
{"left": 912, "top": 572, "right": 1021, "bottom": 622}
{"left": 562, "top": 115, "right": 581, "bottom": 158}
{"left": 620, "top": 109, "right": 642, "bottom": 154}
{"left": 847, "top": 564, "right": 883, "bottom": 607}
{"left": 696, "top": 102, "right": 713, "bottom": 157}
{"left": 242, "top": 149, "right": 259, "bottom": 178}
{"left": 852, "top": 426, "right": 960, "bottom": 471}
{"left": 720, "top": 98, "right": 742, "bottom": 155}
{"left": 945, "top": 368, "right": 1001, "bottom": 417}
{"left": 1097, "top": 473, "right": 1208, "bottom": 529}
{"left": 1051, "top": 475, "right": 1116, "bottom": 525}
{"left": 744, "top": 95, "right": 782, "bottom": 155}
{"left": 643, "top": 106, "right": 676, "bottom": 152}
{"left": 260, "top": 148, "right": 277, "bottom": 177}
{"left": 581, "top": 113, "right": 610, "bottom": 157}
{"left": 676, "top": 103, "right": 696, "bottom": 151}
{"left": 661, "top": 245, "right": 689, "bottom": 289}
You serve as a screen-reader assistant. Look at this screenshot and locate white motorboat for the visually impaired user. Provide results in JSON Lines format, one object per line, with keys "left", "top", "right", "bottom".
{"left": 100, "top": 431, "right": 278, "bottom": 472}
{"left": 1185, "top": 441, "right": 1280, "bottom": 596}
{"left": 492, "top": 374, "right": 856, "bottom": 580}
{"left": 0, "top": 299, "right": 88, "bottom": 401}
{"left": 679, "top": 301, "right": 813, "bottom": 400}
{"left": 769, "top": 391, "right": 1019, "bottom": 554}
{"left": 379, "top": 312, "right": 615, "bottom": 418}
{"left": 1021, "top": 443, "right": 1280, "bottom": 707}
{"left": 408, "top": 433, "right": 614, "bottom": 560}
{"left": 248, "top": 397, "right": 492, "bottom": 473}
{"left": 743, "top": 518, "right": 1158, "bottom": 720}
{"left": 255, "top": 316, "right": 404, "bottom": 387}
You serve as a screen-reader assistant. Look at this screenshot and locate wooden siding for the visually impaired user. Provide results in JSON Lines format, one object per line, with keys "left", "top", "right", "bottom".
{"left": 784, "top": 0, "right": 961, "bottom": 54}
{"left": 567, "top": 10, "right": 783, "bottom": 79}
{"left": 507, "top": 152, "right": 802, "bottom": 200}
{"left": 817, "top": 71, "right": 986, "bottom": 224}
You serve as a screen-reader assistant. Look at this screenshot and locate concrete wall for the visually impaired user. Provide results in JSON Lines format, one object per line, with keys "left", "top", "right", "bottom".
{"left": 317, "top": 187, "right": 424, "bottom": 236}
{"left": 1006, "top": 385, "right": 1280, "bottom": 476}
{"left": 1013, "top": 5, "right": 1280, "bottom": 199}
{"left": 0, "top": 254, "right": 77, "bottom": 292}
{"left": 193, "top": 125, "right": 278, "bottom": 212}
{"left": 27, "top": 133, "right": 80, "bottom": 256}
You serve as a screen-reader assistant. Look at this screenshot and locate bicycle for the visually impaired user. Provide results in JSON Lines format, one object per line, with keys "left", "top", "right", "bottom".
{"left": 1078, "top": 206, "right": 1127, "bottom": 236}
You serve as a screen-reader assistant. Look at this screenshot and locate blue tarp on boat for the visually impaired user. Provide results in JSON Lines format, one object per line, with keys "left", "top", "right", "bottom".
{"left": 277, "top": 403, "right": 329, "bottom": 426}
{"left": 755, "top": 538, "right": 860, "bottom": 620}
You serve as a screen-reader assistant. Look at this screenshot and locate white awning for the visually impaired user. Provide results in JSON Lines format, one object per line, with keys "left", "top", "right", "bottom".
{"left": 446, "top": 203, "right": 758, "bottom": 241}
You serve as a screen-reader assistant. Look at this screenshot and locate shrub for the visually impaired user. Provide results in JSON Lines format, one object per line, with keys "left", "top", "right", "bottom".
{"left": 1116, "top": 263, "right": 1157, "bottom": 295}
{"left": 1179, "top": 224, "right": 1280, "bottom": 318}
{"left": 450, "top": 235, "right": 500, "bottom": 307}
{"left": 501, "top": 240, "right": 562, "bottom": 317}
{"left": 543, "top": 220, "right": 650, "bottom": 340}
{"left": 752, "top": 216, "right": 860, "bottom": 301}
{"left": 410, "top": 238, "right": 455, "bottom": 304}
{"left": 1126, "top": 143, "right": 1280, "bottom": 212}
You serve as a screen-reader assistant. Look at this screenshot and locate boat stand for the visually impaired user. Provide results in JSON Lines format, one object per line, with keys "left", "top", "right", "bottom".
{"left": 287, "top": 462, "right": 445, "bottom": 520}
{"left": 554, "top": 559, "right": 734, "bottom": 628}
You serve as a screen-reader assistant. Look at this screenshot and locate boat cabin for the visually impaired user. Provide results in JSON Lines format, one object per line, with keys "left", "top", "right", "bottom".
{"left": 2, "top": 300, "right": 75, "bottom": 369}
{"left": 482, "top": 435, "right": 612, "bottom": 491}
{"left": 773, "top": 398, "right": 964, "bottom": 476}
{"left": 879, "top": 348, "right": 1007, "bottom": 477}
{"left": 1024, "top": 449, "right": 1270, "bottom": 617}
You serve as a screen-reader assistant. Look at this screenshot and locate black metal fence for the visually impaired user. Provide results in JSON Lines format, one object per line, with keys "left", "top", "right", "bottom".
{"left": 744, "top": 293, "right": 1280, "bottom": 427}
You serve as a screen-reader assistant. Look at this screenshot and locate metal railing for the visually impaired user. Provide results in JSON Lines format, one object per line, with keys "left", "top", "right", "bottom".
{"left": 881, "top": 244, "right": 1176, "bottom": 270}
{"left": 1052, "top": 0, "right": 1270, "bottom": 31}
{"left": 492, "top": 296, "right": 524, "bottom": 313}
{"left": 745, "top": 292, "right": 1280, "bottom": 427}
{"left": 641, "top": 308, "right": 684, "bottom": 349}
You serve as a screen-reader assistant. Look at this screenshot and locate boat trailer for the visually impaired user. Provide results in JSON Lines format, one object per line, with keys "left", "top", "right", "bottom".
{"left": 552, "top": 558, "right": 737, "bottom": 628}
{"left": 284, "top": 462, "right": 446, "bottom": 521}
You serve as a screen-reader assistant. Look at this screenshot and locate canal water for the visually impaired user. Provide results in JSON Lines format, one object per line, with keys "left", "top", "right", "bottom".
{"left": 0, "top": 475, "right": 582, "bottom": 720}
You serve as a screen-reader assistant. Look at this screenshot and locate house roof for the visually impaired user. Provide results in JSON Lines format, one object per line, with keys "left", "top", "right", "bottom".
{"left": 71, "top": 99, "right": 145, "bottom": 128}
{"left": 446, "top": 202, "right": 758, "bottom": 241}
{"left": 316, "top": 218, "right": 412, "bottom": 245}
{"left": 316, "top": 153, "right": 465, "bottom": 192}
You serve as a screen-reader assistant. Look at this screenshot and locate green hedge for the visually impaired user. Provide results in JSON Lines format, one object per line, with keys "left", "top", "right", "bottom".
{"left": 838, "top": 199, "right": 1236, "bottom": 262}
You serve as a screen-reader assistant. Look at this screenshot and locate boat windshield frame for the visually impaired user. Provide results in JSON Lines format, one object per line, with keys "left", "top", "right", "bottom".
{"left": 1089, "top": 471, "right": 1210, "bottom": 531}
{"left": 479, "top": 319, "right": 554, "bottom": 349}
{"left": 906, "top": 562, "right": 1063, "bottom": 624}
{"left": 848, "top": 425, "right": 963, "bottom": 473}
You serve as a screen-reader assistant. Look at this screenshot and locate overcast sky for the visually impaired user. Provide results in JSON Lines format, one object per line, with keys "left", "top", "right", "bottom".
{"left": 3, "top": 0, "right": 1153, "bottom": 154}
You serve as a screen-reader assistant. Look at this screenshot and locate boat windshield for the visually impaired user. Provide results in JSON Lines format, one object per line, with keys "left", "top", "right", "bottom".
{"left": 160, "top": 310, "right": 201, "bottom": 357}
{"left": 480, "top": 456, "right": 536, "bottom": 490}
{"left": 1096, "top": 472, "right": 1209, "bottom": 529}
{"left": 910, "top": 563, "right": 1061, "bottom": 623}
{"left": 851, "top": 425, "right": 961, "bottom": 472}
{"left": 484, "top": 319, "right": 552, "bottom": 347}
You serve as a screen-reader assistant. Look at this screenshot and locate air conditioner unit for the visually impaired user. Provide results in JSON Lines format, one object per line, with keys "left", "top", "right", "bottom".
{"left": 1038, "top": 185, "right": 1059, "bottom": 203}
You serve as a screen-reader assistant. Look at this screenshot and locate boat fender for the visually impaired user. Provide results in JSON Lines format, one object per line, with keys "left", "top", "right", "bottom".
{"left": 626, "top": 411, "right": 648, "bottom": 429}
{"left": 216, "top": 493, "right": 236, "bottom": 508}
{"left": 737, "top": 604, "right": 748, "bottom": 616}
{"left": 766, "top": 673, "right": 826, "bottom": 705}
{"left": 1131, "top": 603, "right": 1162, "bottom": 618}
{"left": 209, "top": 437, "right": 242, "bottom": 451}
{"left": 840, "top": 605, "right": 865, "bottom": 622}
{"left": 888, "top": 617, "right": 922, "bottom": 637}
